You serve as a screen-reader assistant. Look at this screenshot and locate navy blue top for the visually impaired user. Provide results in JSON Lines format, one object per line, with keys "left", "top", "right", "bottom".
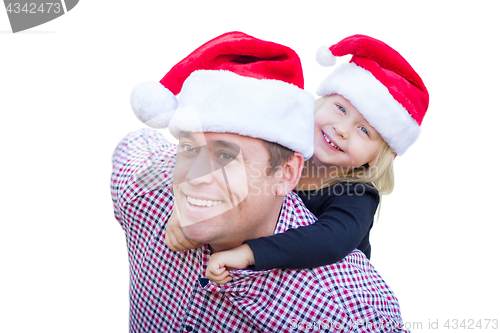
{"left": 246, "top": 182, "right": 379, "bottom": 270}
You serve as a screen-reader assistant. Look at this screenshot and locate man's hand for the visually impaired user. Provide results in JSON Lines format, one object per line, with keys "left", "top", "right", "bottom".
{"left": 165, "top": 206, "right": 202, "bottom": 251}
{"left": 206, "top": 244, "right": 255, "bottom": 284}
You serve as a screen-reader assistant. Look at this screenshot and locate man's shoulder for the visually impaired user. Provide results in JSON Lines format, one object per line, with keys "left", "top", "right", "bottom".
{"left": 113, "top": 128, "right": 177, "bottom": 158}
{"left": 111, "top": 128, "right": 177, "bottom": 208}
{"left": 112, "top": 128, "right": 177, "bottom": 172}
{"left": 276, "top": 191, "right": 317, "bottom": 233}
{"left": 309, "top": 250, "right": 403, "bottom": 325}
{"left": 312, "top": 249, "right": 398, "bottom": 302}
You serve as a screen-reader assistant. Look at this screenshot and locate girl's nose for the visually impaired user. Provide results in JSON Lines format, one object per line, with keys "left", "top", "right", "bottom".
{"left": 333, "top": 124, "right": 349, "bottom": 139}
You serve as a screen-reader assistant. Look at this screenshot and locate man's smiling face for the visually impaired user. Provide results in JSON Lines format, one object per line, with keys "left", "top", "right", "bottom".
{"left": 172, "top": 132, "right": 281, "bottom": 250}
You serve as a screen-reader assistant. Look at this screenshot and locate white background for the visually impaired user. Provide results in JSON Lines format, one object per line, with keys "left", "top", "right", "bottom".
{"left": 1, "top": 1, "right": 499, "bottom": 332}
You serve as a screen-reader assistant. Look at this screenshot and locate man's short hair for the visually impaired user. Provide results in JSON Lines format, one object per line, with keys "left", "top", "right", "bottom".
{"left": 262, "top": 141, "right": 294, "bottom": 176}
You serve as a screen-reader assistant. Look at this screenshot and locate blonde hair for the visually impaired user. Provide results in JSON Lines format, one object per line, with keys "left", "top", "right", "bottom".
{"left": 313, "top": 96, "right": 396, "bottom": 195}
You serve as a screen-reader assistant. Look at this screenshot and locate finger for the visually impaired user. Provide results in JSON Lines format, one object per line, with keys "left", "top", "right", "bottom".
{"left": 213, "top": 266, "right": 229, "bottom": 276}
{"left": 165, "top": 232, "right": 172, "bottom": 249}
{"left": 171, "top": 226, "right": 198, "bottom": 250}
{"left": 165, "top": 232, "right": 180, "bottom": 251}
{"left": 185, "top": 239, "right": 203, "bottom": 249}
{"left": 218, "top": 276, "right": 232, "bottom": 284}
{"left": 187, "top": 238, "right": 203, "bottom": 247}
{"left": 207, "top": 270, "right": 231, "bottom": 284}
{"left": 205, "top": 262, "right": 225, "bottom": 280}
{"left": 167, "top": 212, "right": 179, "bottom": 226}
{"left": 212, "top": 273, "right": 232, "bottom": 285}
{"left": 206, "top": 265, "right": 226, "bottom": 279}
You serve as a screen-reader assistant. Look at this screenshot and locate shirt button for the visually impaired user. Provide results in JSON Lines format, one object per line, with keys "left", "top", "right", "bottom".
{"left": 185, "top": 326, "right": 193, "bottom": 332}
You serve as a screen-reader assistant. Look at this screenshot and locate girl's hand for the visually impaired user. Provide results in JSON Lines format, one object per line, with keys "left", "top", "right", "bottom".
{"left": 165, "top": 206, "right": 202, "bottom": 251}
{"left": 206, "top": 244, "right": 255, "bottom": 284}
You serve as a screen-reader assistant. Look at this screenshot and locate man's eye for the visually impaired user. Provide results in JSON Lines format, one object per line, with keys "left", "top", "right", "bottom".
{"left": 218, "top": 152, "right": 235, "bottom": 160}
{"left": 181, "top": 143, "right": 196, "bottom": 152}
{"left": 337, "top": 104, "right": 346, "bottom": 114}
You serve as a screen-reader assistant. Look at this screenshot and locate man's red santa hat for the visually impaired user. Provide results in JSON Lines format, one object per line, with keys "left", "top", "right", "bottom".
{"left": 131, "top": 31, "right": 314, "bottom": 159}
{"left": 316, "top": 34, "right": 429, "bottom": 155}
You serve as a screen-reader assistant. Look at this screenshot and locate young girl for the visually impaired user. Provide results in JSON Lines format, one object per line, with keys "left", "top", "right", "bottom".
{"left": 165, "top": 34, "right": 429, "bottom": 283}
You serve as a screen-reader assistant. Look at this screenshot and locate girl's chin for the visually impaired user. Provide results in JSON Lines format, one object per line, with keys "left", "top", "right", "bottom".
{"left": 310, "top": 152, "right": 336, "bottom": 167}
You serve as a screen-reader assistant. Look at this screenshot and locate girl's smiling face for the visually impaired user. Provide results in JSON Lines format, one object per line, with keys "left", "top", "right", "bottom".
{"left": 313, "top": 94, "right": 384, "bottom": 169}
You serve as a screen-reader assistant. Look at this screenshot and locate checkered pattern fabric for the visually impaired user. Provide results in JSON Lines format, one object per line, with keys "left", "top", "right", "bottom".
{"left": 111, "top": 128, "right": 408, "bottom": 333}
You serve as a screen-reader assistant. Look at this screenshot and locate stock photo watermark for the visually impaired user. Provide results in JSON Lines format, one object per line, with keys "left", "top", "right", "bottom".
{"left": 134, "top": 129, "right": 375, "bottom": 228}
{"left": 3, "top": 0, "right": 79, "bottom": 32}
{"left": 289, "top": 317, "right": 499, "bottom": 331}
{"left": 133, "top": 106, "right": 379, "bottom": 227}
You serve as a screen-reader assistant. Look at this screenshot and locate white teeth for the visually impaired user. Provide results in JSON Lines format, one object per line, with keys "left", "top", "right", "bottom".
{"left": 187, "top": 196, "right": 222, "bottom": 207}
{"left": 323, "top": 133, "right": 342, "bottom": 151}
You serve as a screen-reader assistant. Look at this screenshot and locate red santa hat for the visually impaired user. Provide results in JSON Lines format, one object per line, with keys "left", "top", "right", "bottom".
{"left": 316, "top": 34, "right": 429, "bottom": 155}
{"left": 131, "top": 31, "right": 314, "bottom": 159}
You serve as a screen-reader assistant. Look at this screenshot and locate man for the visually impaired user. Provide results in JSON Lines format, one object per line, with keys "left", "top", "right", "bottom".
{"left": 111, "top": 32, "right": 406, "bottom": 332}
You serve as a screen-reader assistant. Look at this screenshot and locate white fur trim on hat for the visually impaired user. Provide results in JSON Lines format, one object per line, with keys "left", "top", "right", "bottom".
{"left": 317, "top": 63, "right": 420, "bottom": 155}
{"left": 169, "top": 70, "right": 315, "bottom": 159}
{"left": 316, "top": 46, "right": 336, "bottom": 67}
{"left": 130, "top": 81, "right": 178, "bottom": 129}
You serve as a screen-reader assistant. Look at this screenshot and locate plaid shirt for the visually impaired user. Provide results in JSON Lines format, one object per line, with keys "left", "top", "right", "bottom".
{"left": 111, "top": 128, "right": 408, "bottom": 333}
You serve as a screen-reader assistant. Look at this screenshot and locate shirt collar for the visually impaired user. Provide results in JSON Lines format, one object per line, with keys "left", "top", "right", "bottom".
{"left": 197, "top": 193, "right": 303, "bottom": 293}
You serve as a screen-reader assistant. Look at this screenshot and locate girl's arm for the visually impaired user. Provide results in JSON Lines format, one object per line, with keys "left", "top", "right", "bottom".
{"left": 246, "top": 182, "right": 379, "bottom": 270}
{"left": 206, "top": 244, "right": 255, "bottom": 284}
{"left": 205, "top": 182, "right": 379, "bottom": 283}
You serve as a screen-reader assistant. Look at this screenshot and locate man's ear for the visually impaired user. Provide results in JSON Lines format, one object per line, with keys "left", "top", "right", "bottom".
{"left": 275, "top": 152, "right": 304, "bottom": 196}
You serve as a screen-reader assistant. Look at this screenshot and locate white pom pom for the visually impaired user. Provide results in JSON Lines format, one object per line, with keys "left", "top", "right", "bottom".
{"left": 130, "top": 81, "right": 178, "bottom": 128}
{"left": 316, "top": 45, "right": 336, "bottom": 67}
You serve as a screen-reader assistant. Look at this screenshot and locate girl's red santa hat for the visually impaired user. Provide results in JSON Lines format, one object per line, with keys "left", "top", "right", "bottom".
{"left": 316, "top": 34, "right": 429, "bottom": 155}
{"left": 131, "top": 31, "right": 314, "bottom": 159}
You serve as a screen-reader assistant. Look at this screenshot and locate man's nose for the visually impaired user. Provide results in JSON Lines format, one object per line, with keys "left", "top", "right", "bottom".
{"left": 174, "top": 146, "right": 216, "bottom": 185}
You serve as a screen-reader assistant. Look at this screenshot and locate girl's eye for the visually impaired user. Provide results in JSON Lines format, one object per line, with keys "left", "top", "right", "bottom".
{"left": 360, "top": 127, "right": 369, "bottom": 136}
{"left": 337, "top": 104, "right": 346, "bottom": 114}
